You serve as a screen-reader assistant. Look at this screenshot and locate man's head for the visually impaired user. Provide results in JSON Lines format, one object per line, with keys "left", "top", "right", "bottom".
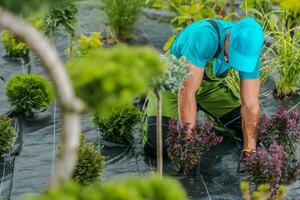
{"left": 224, "top": 18, "right": 264, "bottom": 73}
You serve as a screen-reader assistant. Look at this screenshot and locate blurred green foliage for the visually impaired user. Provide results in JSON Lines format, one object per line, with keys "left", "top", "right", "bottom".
{"left": 67, "top": 45, "right": 166, "bottom": 112}
{"left": 277, "top": 0, "right": 300, "bottom": 28}
{"left": 43, "top": 3, "right": 78, "bottom": 37}
{"left": 0, "top": 117, "right": 16, "bottom": 155}
{"left": 6, "top": 74, "right": 55, "bottom": 118}
{"left": 1, "top": 30, "right": 29, "bottom": 57}
{"left": 240, "top": 182, "right": 287, "bottom": 200}
{"left": 101, "top": 0, "right": 144, "bottom": 41}
{"left": 93, "top": 103, "right": 141, "bottom": 144}
{"left": 0, "top": 0, "right": 76, "bottom": 15}
{"left": 242, "top": 0, "right": 274, "bottom": 15}
{"left": 72, "top": 135, "right": 106, "bottom": 185}
{"left": 73, "top": 32, "right": 102, "bottom": 57}
{"left": 28, "top": 175, "right": 188, "bottom": 200}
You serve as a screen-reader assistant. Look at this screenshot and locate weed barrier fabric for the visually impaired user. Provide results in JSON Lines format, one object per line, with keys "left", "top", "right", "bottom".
{"left": 0, "top": 2, "right": 299, "bottom": 200}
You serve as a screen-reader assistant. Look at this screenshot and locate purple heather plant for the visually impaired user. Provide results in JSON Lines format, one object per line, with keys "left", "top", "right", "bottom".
{"left": 166, "top": 119, "right": 223, "bottom": 175}
{"left": 259, "top": 106, "right": 300, "bottom": 159}
{"left": 244, "top": 143, "right": 300, "bottom": 197}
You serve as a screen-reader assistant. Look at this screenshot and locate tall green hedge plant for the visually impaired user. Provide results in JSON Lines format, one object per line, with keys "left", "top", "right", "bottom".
{"left": 101, "top": 0, "right": 144, "bottom": 41}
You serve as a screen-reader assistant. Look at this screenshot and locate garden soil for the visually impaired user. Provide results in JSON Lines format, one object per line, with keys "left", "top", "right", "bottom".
{"left": 0, "top": 0, "right": 299, "bottom": 199}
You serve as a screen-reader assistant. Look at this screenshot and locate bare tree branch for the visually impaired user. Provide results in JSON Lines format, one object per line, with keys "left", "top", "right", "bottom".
{"left": 0, "top": 7, "right": 84, "bottom": 188}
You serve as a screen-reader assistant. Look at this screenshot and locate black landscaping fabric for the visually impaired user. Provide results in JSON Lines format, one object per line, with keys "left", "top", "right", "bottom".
{"left": 0, "top": 0, "right": 299, "bottom": 199}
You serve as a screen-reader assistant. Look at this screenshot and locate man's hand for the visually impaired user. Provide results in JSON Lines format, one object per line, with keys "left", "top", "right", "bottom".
{"left": 240, "top": 79, "right": 260, "bottom": 151}
{"left": 178, "top": 64, "right": 204, "bottom": 138}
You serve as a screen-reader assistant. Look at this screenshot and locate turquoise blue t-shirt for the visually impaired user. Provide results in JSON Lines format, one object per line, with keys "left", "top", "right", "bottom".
{"left": 170, "top": 19, "right": 260, "bottom": 79}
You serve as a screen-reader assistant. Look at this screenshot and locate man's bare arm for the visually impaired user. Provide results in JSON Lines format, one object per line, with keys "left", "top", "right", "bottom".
{"left": 240, "top": 79, "right": 260, "bottom": 151}
{"left": 178, "top": 64, "right": 204, "bottom": 130}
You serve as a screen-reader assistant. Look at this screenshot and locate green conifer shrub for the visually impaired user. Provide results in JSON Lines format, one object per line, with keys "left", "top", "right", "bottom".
{"left": 0, "top": 117, "right": 16, "bottom": 155}
{"left": 93, "top": 104, "right": 141, "bottom": 144}
{"left": 72, "top": 135, "right": 106, "bottom": 185}
{"left": 6, "top": 74, "right": 54, "bottom": 118}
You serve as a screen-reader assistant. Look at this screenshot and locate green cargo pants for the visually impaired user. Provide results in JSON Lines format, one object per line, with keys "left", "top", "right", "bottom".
{"left": 143, "top": 62, "right": 242, "bottom": 158}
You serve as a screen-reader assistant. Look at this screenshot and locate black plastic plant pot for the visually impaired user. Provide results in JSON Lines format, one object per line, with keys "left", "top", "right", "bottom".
{"left": 0, "top": 110, "right": 23, "bottom": 200}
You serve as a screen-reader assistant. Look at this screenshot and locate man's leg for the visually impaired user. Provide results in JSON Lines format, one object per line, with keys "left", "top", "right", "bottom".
{"left": 218, "top": 106, "right": 242, "bottom": 139}
{"left": 143, "top": 90, "right": 178, "bottom": 158}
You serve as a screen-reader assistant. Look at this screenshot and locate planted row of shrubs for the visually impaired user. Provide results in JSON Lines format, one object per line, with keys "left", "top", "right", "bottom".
{"left": 164, "top": 106, "right": 300, "bottom": 197}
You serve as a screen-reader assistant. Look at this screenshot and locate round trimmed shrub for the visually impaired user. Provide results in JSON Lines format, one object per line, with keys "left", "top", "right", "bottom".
{"left": 1, "top": 30, "right": 29, "bottom": 57}
{"left": 28, "top": 175, "right": 188, "bottom": 200}
{"left": 6, "top": 74, "right": 54, "bottom": 117}
{"left": 0, "top": 117, "right": 16, "bottom": 155}
{"left": 93, "top": 103, "right": 141, "bottom": 144}
{"left": 72, "top": 135, "right": 106, "bottom": 185}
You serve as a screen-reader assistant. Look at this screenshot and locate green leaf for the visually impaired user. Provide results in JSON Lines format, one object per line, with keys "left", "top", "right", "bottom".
{"left": 163, "top": 35, "right": 176, "bottom": 52}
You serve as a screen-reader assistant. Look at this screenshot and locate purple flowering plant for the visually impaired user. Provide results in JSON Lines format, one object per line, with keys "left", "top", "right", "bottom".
{"left": 259, "top": 107, "right": 300, "bottom": 159}
{"left": 244, "top": 143, "right": 300, "bottom": 197}
{"left": 166, "top": 119, "right": 223, "bottom": 175}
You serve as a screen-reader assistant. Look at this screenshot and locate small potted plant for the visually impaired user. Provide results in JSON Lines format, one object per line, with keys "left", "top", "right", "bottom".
{"left": 93, "top": 103, "right": 141, "bottom": 144}
{"left": 0, "top": 117, "right": 16, "bottom": 156}
{"left": 167, "top": 119, "right": 223, "bottom": 175}
{"left": 72, "top": 135, "right": 106, "bottom": 185}
{"left": 1, "top": 30, "right": 29, "bottom": 57}
{"left": 72, "top": 32, "right": 102, "bottom": 57}
{"left": 259, "top": 106, "right": 300, "bottom": 159}
{"left": 5, "top": 74, "right": 55, "bottom": 118}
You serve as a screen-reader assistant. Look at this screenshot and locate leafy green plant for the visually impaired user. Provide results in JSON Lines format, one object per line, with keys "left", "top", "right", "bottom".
{"left": 101, "top": 0, "right": 144, "bottom": 41}
{"left": 246, "top": 8, "right": 300, "bottom": 98}
{"left": 27, "top": 175, "right": 188, "bottom": 200}
{"left": 67, "top": 45, "right": 166, "bottom": 112}
{"left": 0, "top": 117, "right": 16, "bottom": 155}
{"left": 43, "top": 3, "right": 78, "bottom": 37}
{"left": 274, "top": 34, "right": 300, "bottom": 98}
{"left": 72, "top": 135, "right": 106, "bottom": 185}
{"left": 27, "top": 14, "right": 47, "bottom": 31}
{"left": 73, "top": 32, "right": 102, "bottom": 57}
{"left": 277, "top": 0, "right": 300, "bottom": 29}
{"left": 0, "top": 0, "right": 75, "bottom": 15}
{"left": 6, "top": 74, "right": 55, "bottom": 118}
{"left": 1, "top": 30, "right": 29, "bottom": 57}
{"left": 240, "top": 182, "right": 287, "bottom": 200}
{"left": 1, "top": 14, "right": 48, "bottom": 57}
{"left": 93, "top": 103, "right": 141, "bottom": 144}
{"left": 242, "top": 0, "right": 274, "bottom": 15}
{"left": 149, "top": 0, "right": 237, "bottom": 51}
